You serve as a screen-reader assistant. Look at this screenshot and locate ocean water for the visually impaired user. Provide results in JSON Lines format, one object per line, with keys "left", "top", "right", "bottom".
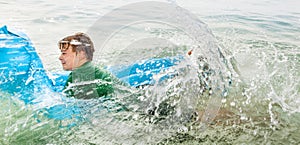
{"left": 0, "top": 0, "right": 300, "bottom": 144}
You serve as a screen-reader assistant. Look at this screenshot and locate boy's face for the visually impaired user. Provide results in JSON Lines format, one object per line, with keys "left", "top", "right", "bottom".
{"left": 58, "top": 46, "right": 77, "bottom": 71}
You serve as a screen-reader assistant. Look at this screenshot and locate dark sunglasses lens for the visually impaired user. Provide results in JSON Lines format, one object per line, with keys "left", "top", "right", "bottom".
{"left": 59, "top": 42, "right": 69, "bottom": 51}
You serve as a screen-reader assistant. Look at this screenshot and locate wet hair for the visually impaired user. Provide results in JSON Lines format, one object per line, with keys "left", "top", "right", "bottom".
{"left": 60, "top": 32, "right": 95, "bottom": 61}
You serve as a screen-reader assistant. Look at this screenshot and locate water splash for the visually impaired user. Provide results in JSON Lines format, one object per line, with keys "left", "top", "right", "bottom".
{"left": 1, "top": 1, "right": 300, "bottom": 144}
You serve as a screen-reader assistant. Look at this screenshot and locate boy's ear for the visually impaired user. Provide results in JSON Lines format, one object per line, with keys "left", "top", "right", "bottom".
{"left": 77, "top": 50, "right": 87, "bottom": 59}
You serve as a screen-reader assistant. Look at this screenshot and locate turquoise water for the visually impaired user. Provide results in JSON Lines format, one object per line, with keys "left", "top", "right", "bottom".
{"left": 0, "top": 0, "right": 300, "bottom": 144}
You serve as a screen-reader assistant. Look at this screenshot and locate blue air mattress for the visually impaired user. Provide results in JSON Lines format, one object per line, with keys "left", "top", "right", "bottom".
{"left": 0, "top": 25, "right": 180, "bottom": 123}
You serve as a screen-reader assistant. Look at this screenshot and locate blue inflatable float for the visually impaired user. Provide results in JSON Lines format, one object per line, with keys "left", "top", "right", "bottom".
{"left": 0, "top": 25, "right": 181, "bottom": 123}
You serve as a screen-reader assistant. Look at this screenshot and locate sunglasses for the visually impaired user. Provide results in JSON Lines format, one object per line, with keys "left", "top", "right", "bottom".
{"left": 58, "top": 39, "right": 91, "bottom": 51}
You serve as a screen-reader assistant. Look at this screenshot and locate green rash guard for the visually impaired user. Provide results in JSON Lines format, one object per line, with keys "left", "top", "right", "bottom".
{"left": 63, "top": 61, "right": 118, "bottom": 99}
